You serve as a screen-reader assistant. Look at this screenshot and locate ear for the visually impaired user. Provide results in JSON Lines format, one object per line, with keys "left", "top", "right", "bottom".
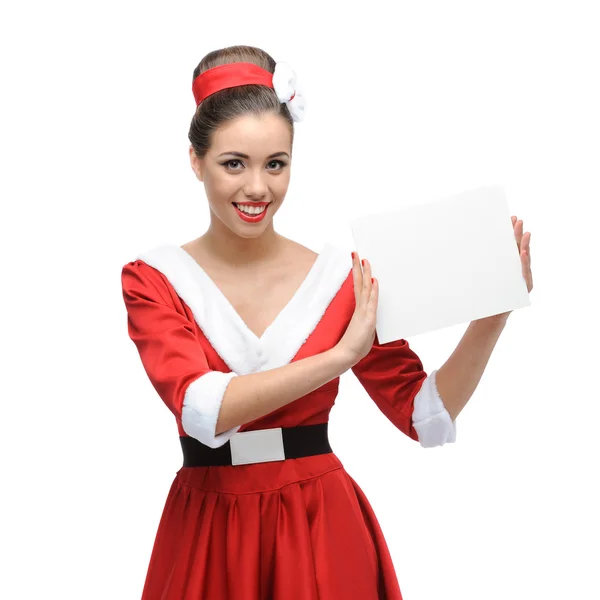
{"left": 189, "top": 145, "right": 204, "bottom": 182}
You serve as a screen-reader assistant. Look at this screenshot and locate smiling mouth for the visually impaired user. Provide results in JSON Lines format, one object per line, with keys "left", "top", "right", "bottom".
{"left": 232, "top": 202, "right": 271, "bottom": 221}
{"left": 232, "top": 202, "right": 271, "bottom": 213}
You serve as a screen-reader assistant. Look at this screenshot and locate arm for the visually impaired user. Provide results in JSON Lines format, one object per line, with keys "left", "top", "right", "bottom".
{"left": 350, "top": 316, "right": 510, "bottom": 448}
{"left": 122, "top": 260, "right": 352, "bottom": 444}
{"left": 350, "top": 334, "right": 458, "bottom": 448}
{"left": 215, "top": 347, "right": 351, "bottom": 435}
{"left": 122, "top": 261, "right": 240, "bottom": 447}
{"left": 434, "top": 316, "right": 509, "bottom": 421}
{"left": 434, "top": 214, "right": 533, "bottom": 420}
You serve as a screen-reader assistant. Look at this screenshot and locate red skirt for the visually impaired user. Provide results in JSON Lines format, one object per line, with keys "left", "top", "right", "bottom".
{"left": 141, "top": 452, "right": 404, "bottom": 599}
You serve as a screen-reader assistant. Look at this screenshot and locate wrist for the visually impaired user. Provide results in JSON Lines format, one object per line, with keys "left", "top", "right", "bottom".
{"left": 472, "top": 313, "right": 510, "bottom": 329}
{"left": 329, "top": 345, "right": 358, "bottom": 371}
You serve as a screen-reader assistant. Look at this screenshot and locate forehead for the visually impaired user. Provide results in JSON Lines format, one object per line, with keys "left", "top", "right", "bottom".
{"left": 211, "top": 113, "right": 291, "bottom": 154}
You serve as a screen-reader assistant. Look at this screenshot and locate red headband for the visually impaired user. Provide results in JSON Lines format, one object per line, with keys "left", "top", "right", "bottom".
{"left": 192, "top": 62, "right": 274, "bottom": 106}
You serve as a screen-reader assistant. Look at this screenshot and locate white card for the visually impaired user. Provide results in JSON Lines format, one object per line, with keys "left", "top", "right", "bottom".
{"left": 350, "top": 185, "right": 531, "bottom": 343}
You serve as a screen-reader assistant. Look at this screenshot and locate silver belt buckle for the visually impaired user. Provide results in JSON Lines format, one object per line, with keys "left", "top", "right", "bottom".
{"left": 230, "top": 427, "right": 285, "bottom": 466}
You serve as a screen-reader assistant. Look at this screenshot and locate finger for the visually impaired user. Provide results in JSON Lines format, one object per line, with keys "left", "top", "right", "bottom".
{"left": 369, "top": 276, "right": 378, "bottom": 311}
{"left": 521, "top": 250, "right": 533, "bottom": 289}
{"left": 521, "top": 231, "right": 531, "bottom": 265}
{"left": 361, "top": 258, "right": 372, "bottom": 295}
{"left": 356, "top": 255, "right": 367, "bottom": 304}
{"left": 515, "top": 219, "right": 524, "bottom": 249}
{"left": 352, "top": 252, "right": 362, "bottom": 300}
{"left": 365, "top": 272, "right": 377, "bottom": 319}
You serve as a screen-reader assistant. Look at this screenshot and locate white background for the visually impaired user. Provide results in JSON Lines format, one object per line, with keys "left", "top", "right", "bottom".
{"left": 1, "top": 1, "right": 598, "bottom": 598}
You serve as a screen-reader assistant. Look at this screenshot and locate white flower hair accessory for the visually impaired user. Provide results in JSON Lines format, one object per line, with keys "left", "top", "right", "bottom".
{"left": 272, "top": 61, "right": 306, "bottom": 122}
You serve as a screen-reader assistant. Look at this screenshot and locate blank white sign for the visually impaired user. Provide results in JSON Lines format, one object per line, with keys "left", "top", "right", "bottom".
{"left": 350, "top": 185, "right": 531, "bottom": 343}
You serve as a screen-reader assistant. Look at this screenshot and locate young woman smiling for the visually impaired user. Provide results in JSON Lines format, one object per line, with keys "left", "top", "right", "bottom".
{"left": 121, "top": 44, "right": 533, "bottom": 600}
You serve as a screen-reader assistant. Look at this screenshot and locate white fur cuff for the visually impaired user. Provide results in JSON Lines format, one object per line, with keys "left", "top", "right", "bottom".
{"left": 412, "top": 369, "right": 457, "bottom": 448}
{"left": 181, "top": 371, "right": 241, "bottom": 448}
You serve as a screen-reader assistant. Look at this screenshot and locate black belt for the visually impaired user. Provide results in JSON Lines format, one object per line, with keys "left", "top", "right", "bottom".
{"left": 180, "top": 423, "right": 332, "bottom": 467}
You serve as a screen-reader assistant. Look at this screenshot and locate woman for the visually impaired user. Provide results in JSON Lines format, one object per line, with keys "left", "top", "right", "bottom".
{"left": 121, "top": 44, "right": 533, "bottom": 599}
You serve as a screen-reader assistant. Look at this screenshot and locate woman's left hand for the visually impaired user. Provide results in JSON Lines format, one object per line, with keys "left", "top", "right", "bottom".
{"left": 476, "top": 215, "right": 533, "bottom": 325}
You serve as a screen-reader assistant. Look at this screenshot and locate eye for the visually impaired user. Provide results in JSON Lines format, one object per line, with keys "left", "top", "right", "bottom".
{"left": 267, "top": 160, "right": 287, "bottom": 170}
{"left": 221, "top": 159, "right": 243, "bottom": 170}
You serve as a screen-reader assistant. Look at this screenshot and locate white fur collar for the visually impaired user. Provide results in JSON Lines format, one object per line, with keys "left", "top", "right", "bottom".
{"left": 136, "top": 242, "right": 352, "bottom": 376}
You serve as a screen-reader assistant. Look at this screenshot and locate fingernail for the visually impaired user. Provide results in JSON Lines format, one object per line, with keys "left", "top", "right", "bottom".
{"left": 351, "top": 251, "right": 356, "bottom": 259}
{"left": 371, "top": 277, "right": 374, "bottom": 283}
{"left": 361, "top": 259, "right": 365, "bottom": 266}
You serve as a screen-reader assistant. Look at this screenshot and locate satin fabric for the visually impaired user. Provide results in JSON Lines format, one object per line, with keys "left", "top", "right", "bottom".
{"left": 141, "top": 454, "right": 404, "bottom": 599}
{"left": 122, "top": 258, "right": 428, "bottom": 599}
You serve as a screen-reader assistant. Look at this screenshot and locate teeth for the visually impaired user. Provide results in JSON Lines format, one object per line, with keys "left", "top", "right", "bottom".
{"left": 234, "top": 203, "right": 266, "bottom": 215}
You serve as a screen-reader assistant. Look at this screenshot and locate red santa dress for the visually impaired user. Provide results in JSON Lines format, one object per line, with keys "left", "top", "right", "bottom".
{"left": 121, "top": 241, "right": 457, "bottom": 600}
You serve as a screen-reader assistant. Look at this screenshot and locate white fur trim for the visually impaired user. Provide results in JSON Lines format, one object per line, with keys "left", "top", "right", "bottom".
{"left": 181, "top": 371, "right": 241, "bottom": 448}
{"left": 259, "top": 244, "right": 351, "bottom": 372}
{"left": 135, "top": 243, "right": 352, "bottom": 377}
{"left": 412, "top": 369, "right": 457, "bottom": 448}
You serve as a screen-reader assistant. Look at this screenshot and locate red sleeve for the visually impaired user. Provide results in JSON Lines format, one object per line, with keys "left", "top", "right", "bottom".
{"left": 121, "top": 260, "right": 239, "bottom": 447}
{"left": 351, "top": 333, "right": 427, "bottom": 442}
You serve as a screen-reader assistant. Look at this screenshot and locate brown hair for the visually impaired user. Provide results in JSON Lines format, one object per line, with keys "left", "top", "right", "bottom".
{"left": 188, "top": 45, "right": 295, "bottom": 159}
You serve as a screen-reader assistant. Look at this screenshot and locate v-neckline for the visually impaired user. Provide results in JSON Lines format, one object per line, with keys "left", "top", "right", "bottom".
{"left": 174, "top": 243, "right": 328, "bottom": 343}
{"left": 135, "top": 241, "right": 352, "bottom": 375}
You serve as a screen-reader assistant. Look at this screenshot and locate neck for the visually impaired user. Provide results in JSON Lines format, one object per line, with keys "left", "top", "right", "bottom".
{"left": 198, "top": 222, "right": 285, "bottom": 267}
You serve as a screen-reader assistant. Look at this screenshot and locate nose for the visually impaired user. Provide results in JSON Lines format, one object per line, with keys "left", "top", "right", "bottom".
{"left": 242, "top": 168, "right": 269, "bottom": 199}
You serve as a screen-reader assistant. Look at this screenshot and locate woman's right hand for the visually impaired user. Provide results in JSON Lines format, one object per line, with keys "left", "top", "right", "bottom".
{"left": 335, "top": 252, "right": 379, "bottom": 367}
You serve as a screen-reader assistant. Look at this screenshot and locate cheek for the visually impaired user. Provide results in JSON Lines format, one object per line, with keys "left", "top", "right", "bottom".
{"left": 274, "top": 173, "right": 291, "bottom": 195}
{"left": 204, "top": 172, "right": 234, "bottom": 197}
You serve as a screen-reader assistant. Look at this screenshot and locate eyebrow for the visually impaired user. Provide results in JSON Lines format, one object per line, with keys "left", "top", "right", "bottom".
{"left": 217, "top": 151, "right": 290, "bottom": 159}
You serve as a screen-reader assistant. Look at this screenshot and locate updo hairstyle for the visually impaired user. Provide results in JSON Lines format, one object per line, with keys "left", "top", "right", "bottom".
{"left": 188, "top": 45, "right": 295, "bottom": 159}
